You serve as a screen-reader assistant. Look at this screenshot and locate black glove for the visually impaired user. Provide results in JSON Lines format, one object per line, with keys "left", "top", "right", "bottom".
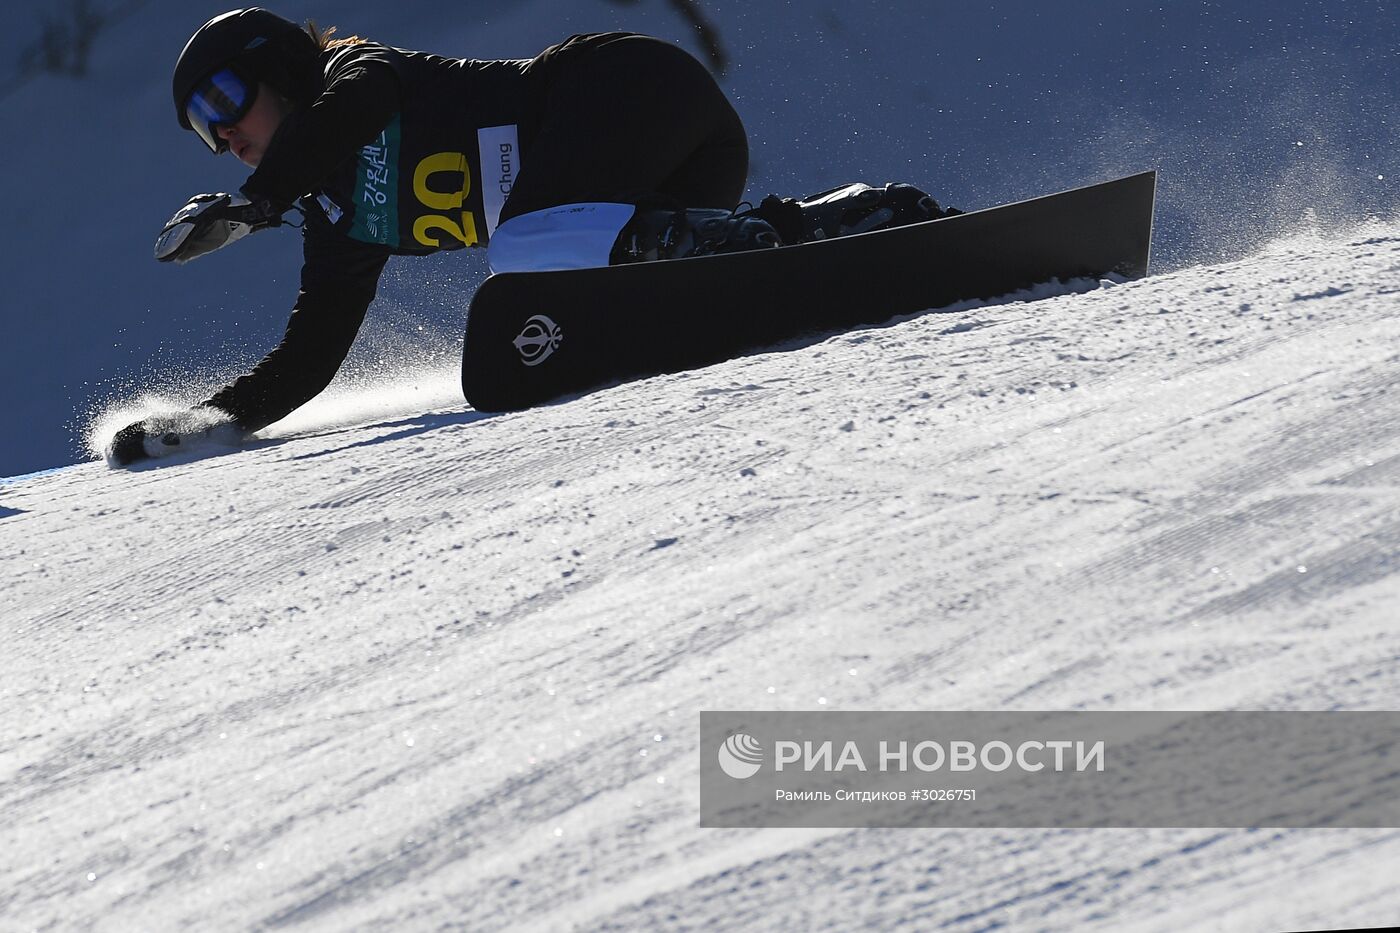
{"left": 104, "top": 410, "right": 243, "bottom": 467}
{"left": 154, "top": 192, "right": 283, "bottom": 264}
{"left": 106, "top": 422, "right": 179, "bottom": 466}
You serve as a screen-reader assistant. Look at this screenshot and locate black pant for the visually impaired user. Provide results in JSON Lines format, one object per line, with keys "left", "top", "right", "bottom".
{"left": 501, "top": 33, "right": 749, "bottom": 223}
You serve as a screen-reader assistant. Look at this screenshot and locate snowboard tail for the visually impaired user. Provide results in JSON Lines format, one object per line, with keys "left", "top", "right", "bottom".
{"left": 462, "top": 171, "right": 1155, "bottom": 411}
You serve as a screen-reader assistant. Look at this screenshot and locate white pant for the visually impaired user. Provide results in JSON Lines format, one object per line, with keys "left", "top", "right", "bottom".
{"left": 486, "top": 202, "right": 637, "bottom": 273}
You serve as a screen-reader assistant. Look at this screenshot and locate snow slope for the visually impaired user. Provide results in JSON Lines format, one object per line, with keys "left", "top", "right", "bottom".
{"left": 3, "top": 221, "right": 1399, "bottom": 930}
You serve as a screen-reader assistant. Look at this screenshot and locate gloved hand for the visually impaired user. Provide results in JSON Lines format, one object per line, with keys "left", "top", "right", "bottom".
{"left": 106, "top": 421, "right": 163, "bottom": 466}
{"left": 104, "top": 409, "right": 243, "bottom": 467}
{"left": 154, "top": 192, "right": 283, "bottom": 264}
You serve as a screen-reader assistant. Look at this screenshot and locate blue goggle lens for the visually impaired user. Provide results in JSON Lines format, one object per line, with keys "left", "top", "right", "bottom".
{"left": 185, "top": 68, "right": 257, "bottom": 153}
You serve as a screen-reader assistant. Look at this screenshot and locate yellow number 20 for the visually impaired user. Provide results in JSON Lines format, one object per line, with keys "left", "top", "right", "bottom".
{"left": 412, "top": 152, "right": 479, "bottom": 247}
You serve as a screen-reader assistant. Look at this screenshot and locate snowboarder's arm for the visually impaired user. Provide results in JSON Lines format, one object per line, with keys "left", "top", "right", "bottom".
{"left": 243, "top": 48, "right": 402, "bottom": 210}
{"left": 203, "top": 220, "right": 390, "bottom": 434}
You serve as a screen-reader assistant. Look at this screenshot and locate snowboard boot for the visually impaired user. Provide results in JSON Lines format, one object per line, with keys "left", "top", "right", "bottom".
{"left": 611, "top": 207, "right": 783, "bottom": 264}
{"left": 745, "top": 182, "right": 960, "bottom": 245}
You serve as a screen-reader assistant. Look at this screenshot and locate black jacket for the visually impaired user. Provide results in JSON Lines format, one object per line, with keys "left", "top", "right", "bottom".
{"left": 204, "top": 35, "right": 621, "bottom": 433}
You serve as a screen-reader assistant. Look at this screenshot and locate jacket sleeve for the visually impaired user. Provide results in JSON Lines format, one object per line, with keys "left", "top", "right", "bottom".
{"left": 244, "top": 47, "right": 402, "bottom": 209}
{"left": 203, "top": 216, "right": 390, "bottom": 434}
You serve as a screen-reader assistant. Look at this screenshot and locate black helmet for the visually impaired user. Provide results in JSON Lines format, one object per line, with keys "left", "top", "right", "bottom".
{"left": 172, "top": 8, "right": 319, "bottom": 139}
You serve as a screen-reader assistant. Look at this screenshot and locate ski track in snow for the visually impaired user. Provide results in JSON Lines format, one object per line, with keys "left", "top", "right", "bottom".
{"left": 3, "top": 225, "right": 1400, "bottom": 931}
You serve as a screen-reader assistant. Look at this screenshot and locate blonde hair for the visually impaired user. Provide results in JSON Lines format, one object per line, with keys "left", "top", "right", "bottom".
{"left": 304, "top": 21, "right": 368, "bottom": 51}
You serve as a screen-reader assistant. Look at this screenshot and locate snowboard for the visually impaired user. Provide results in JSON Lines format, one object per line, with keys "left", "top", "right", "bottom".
{"left": 461, "top": 170, "right": 1156, "bottom": 411}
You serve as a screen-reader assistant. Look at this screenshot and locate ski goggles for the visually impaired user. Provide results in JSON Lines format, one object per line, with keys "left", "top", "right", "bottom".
{"left": 185, "top": 66, "right": 258, "bottom": 154}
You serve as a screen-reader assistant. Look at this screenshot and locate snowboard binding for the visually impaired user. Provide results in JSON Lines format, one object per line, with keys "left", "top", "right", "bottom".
{"left": 610, "top": 182, "right": 958, "bottom": 265}
{"left": 745, "top": 182, "right": 960, "bottom": 245}
{"left": 612, "top": 207, "right": 782, "bottom": 264}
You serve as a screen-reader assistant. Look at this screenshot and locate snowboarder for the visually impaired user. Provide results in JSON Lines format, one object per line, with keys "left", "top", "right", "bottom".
{"left": 108, "top": 7, "right": 951, "bottom": 465}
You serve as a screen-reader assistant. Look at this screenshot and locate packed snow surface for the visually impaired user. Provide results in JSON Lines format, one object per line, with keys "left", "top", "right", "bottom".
{"left": 3, "top": 222, "right": 1400, "bottom": 930}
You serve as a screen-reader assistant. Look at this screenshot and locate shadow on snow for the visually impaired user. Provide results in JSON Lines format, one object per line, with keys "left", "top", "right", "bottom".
{"left": 282, "top": 409, "right": 500, "bottom": 462}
